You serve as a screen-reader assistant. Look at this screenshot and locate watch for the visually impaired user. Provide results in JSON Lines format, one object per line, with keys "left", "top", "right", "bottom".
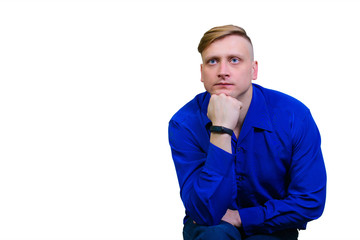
{"left": 209, "top": 126, "right": 233, "bottom": 136}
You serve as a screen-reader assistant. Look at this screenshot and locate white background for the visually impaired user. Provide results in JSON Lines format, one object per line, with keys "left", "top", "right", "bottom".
{"left": 0, "top": 0, "right": 359, "bottom": 239}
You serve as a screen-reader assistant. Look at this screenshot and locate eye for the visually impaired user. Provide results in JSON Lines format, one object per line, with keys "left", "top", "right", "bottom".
{"left": 208, "top": 59, "right": 217, "bottom": 65}
{"left": 230, "top": 57, "right": 240, "bottom": 64}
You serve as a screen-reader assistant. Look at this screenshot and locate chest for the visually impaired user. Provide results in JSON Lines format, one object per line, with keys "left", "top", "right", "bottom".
{"left": 233, "top": 129, "right": 292, "bottom": 185}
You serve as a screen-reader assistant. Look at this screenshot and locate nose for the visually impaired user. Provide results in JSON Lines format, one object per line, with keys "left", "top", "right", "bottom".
{"left": 218, "top": 61, "right": 230, "bottom": 79}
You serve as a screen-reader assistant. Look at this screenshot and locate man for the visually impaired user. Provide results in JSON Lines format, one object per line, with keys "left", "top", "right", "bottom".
{"left": 168, "top": 25, "right": 326, "bottom": 240}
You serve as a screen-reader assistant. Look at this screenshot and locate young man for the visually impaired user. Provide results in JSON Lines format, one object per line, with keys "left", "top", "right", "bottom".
{"left": 168, "top": 25, "right": 326, "bottom": 240}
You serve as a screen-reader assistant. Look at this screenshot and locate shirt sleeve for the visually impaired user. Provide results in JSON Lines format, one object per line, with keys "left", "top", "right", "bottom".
{"left": 239, "top": 109, "right": 327, "bottom": 235}
{"left": 168, "top": 119, "right": 237, "bottom": 226}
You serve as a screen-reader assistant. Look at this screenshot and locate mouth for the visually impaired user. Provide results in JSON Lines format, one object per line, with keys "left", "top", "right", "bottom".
{"left": 214, "top": 82, "right": 233, "bottom": 86}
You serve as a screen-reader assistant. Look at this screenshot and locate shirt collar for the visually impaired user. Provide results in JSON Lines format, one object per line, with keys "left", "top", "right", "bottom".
{"left": 244, "top": 84, "right": 273, "bottom": 132}
{"left": 201, "top": 84, "right": 273, "bottom": 132}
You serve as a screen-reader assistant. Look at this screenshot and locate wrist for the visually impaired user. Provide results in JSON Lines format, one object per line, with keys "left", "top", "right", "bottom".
{"left": 210, "top": 125, "right": 234, "bottom": 136}
{"left": 210, "top": 132, "right": 232, "bottom": 154}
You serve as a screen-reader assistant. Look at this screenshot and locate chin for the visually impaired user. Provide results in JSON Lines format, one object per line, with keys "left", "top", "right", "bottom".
{"left": 212, "top": 89, "right": 234, "bottom": 97}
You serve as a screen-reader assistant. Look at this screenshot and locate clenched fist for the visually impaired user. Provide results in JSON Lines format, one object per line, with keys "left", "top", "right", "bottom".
{"left": 207, "top": 93, "right": 243, "bottom": 131}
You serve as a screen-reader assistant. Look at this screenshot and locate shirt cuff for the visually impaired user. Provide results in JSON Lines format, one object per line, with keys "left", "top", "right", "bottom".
{"left": 205, "top": 143, "right": 235, "bottom": 176}
{"left": 239, "top": 206, "right": 265, "bottom": 234}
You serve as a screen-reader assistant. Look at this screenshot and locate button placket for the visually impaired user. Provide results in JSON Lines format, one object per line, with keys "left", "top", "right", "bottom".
{"left": 235, "top": 144, "right": 246, "bottom": 186}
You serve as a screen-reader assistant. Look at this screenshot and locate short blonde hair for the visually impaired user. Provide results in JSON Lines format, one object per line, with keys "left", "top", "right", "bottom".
{"left": 198, "top": 25, "right": 252, "bottom": 54}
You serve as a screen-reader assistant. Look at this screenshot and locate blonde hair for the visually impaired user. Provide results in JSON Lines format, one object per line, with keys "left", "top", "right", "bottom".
{"left": 198, "top": 25, "right": 252, "bottom": 54}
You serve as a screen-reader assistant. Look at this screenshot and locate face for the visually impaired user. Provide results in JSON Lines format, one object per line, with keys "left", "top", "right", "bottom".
{"left": 200, "top": 35, "right": 258, "bottom": 101}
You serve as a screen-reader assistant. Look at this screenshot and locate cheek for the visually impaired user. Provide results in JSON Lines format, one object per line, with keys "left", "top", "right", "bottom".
{"left": 201, "top": 74, "right": 213, "bottom": 91}
{"left": 236, "top": 68, "right": 254, "bottom": 80}
{"left": 201, "top": 70, "right": 212, "bottom": 83}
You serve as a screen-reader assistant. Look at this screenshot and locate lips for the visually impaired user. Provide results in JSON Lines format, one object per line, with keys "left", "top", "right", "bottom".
{"left": 215, "top": 82, "right": 233, "bottom": 86}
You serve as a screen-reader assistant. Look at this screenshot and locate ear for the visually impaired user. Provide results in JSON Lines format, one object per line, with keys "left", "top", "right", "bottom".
{"left": 252, "top": 61, "right": 258, "bottom": 80}
{"left": 200, "top": 64, "right": 204, "bottom": 82}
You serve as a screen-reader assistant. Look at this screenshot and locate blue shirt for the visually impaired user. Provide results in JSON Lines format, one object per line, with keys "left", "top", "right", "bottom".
{"left": 168, "top": 84, "right": 326, "bottom": 235}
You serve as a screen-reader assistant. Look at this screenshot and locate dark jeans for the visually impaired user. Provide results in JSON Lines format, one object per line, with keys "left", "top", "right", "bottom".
{"left": 183, "top": 219, "right": 298, "bottom": 240}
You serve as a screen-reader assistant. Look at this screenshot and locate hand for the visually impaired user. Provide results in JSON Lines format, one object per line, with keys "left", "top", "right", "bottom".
{"left": 207, "top": 94, "right": 242, "bottom": 130}
{"left": 221, "top": 209, "right": 242, "bottom": 228}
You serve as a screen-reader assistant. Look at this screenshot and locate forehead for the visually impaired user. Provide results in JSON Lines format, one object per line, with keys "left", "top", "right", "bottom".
{"left": 202, "top": 35, "right": 253, "bottom": 59}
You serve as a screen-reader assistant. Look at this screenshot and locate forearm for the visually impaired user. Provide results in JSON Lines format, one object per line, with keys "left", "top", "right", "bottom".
{"left": 210, "top": 132, "right": 232, "bottom": 154}
{"left": 239, "top": 152, "right": 326, "bottom": 234}
{"left": 239, "top": 191, "right": 326, "bottom": 235}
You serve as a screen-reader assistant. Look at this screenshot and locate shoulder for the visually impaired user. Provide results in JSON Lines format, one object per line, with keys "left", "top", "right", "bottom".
{"left": 169, "top": 92, "right": 210, "bottom": 150}
{"left": 253, "top": 84, "right": 316, "bottom": 140}
{"left": 170, "top": 92, "right": 210, "bottom": 125}
{"left": 254, "top": 84, "right": 309, "bottom": 116}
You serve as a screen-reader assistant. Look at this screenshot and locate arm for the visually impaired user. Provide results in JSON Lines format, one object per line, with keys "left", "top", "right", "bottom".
{"left": 239, "top": 110, "right": 327, "bottom": 234}
{"left": 169, "top": 120, "right": 236, "bottom": 225}
{"left": 168, "top": 94, "right": 242, "bottom": 225}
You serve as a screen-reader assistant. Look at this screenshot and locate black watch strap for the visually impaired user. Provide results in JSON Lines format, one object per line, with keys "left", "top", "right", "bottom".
{"left": 209, "top": 126, "right": 233, "bottom": 136}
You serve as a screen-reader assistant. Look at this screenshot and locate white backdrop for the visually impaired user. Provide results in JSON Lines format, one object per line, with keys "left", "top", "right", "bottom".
{"left": 1, "top": 0, "right": 359, "bottom": 239}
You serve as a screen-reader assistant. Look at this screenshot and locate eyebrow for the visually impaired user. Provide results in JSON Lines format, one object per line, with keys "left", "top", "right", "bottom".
{"left": 203, "top": 54, "right": 245, "bottom": 63}
{"left": 203, "top": 56, "right": 219, "bottom": 63}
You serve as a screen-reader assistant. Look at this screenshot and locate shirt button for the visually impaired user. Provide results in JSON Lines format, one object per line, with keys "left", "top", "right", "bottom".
{"left": 237, "top": 175, "right": 244, "bottom": 181}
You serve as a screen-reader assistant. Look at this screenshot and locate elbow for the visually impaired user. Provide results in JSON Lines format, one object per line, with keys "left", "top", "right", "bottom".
{"left": 182, "top": 189, "right": 230, "bottom": 226}
{"left": 300, "top": 190, "right": 326, "bottom": 222}
{"left": 309, "top": 199, "right": 326, "bottom": 221}
{"left": 311, "top": 187, "right": 327, "bottom": 220}
{"left": 304, "top": 206, "right": 324, "bottom": 222}
{"left": 180, "top": 168, "right": 236, "bottom": 226}
{"left": 297, "top": 175, "right": 327, "bottom": 222}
